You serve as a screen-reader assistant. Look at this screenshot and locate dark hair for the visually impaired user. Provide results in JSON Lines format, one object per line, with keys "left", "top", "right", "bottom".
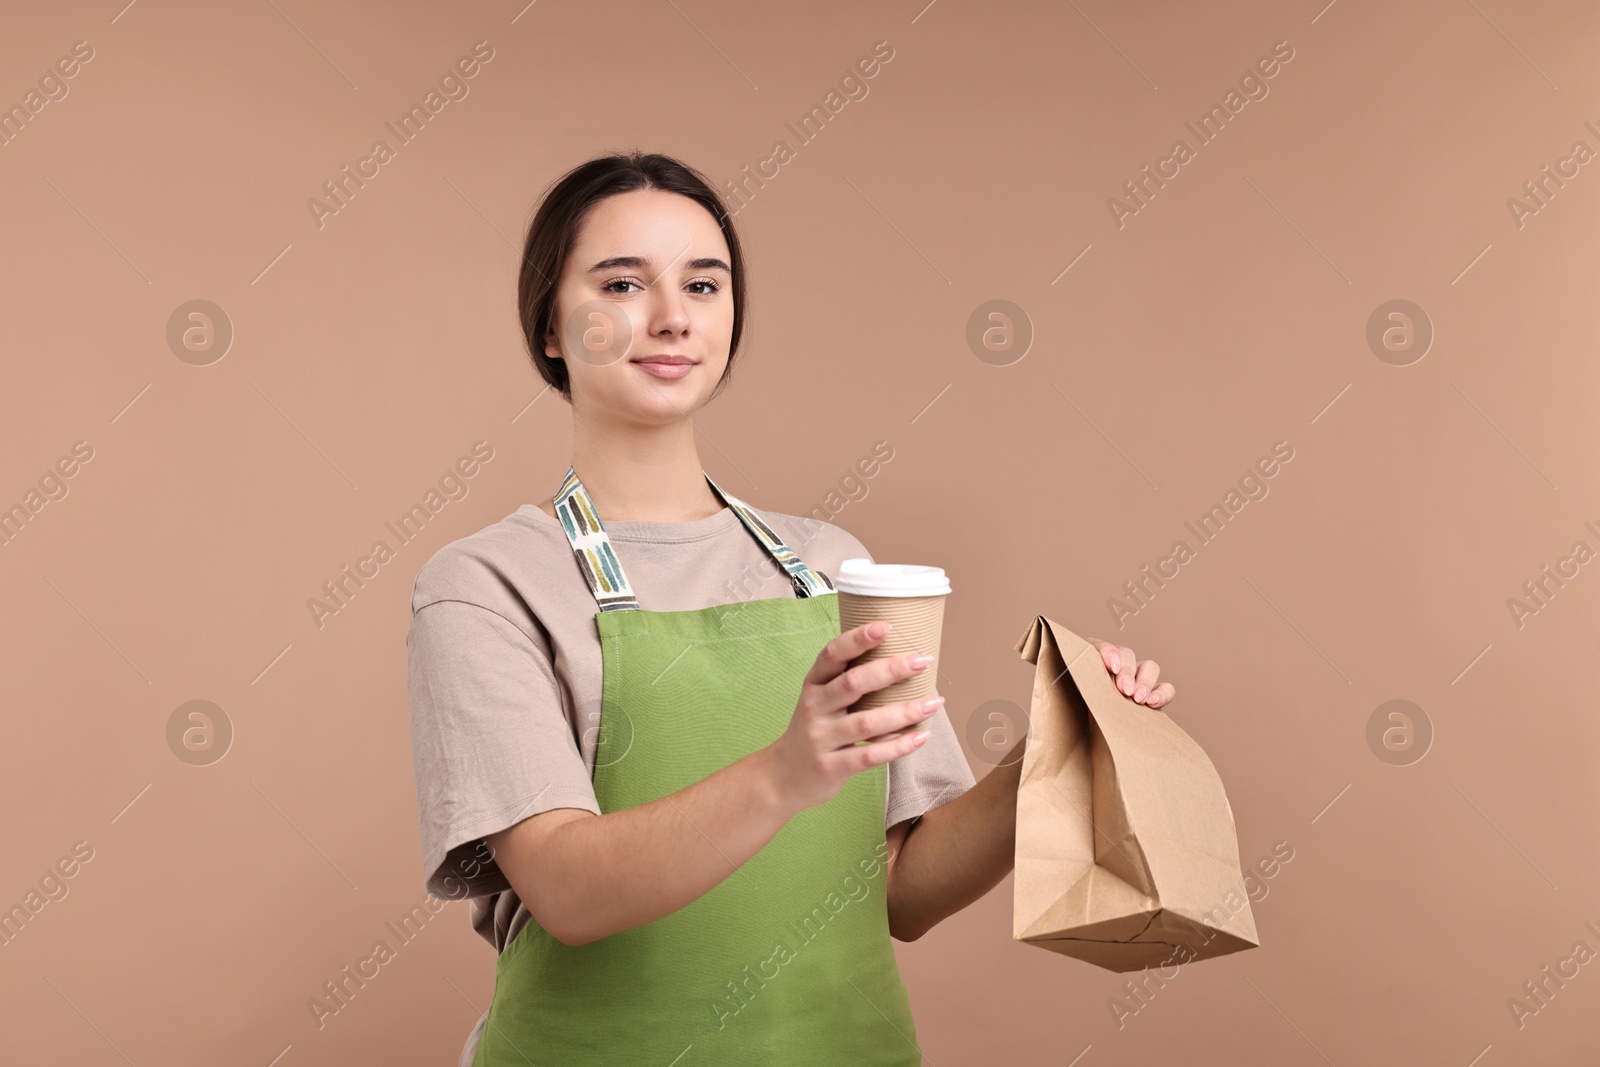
{"left": 518, "top": 151, "right": 747, "bottom": 403}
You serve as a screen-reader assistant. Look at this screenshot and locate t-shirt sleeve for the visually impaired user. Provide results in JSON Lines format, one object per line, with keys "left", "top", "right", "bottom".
{"left": 826, "top": 527, "right": 979, "bottom": 829}
{"left": 885, "top": 703, "right": 977, "bottom": 830}
{"left": 406, "top": 597, "right": 600, "bottom": 901}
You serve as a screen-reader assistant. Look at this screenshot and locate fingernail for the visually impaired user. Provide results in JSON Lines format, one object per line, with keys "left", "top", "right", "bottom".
{"left": 912, "top": 653, "right": 934, "bottom": 668}
{"left": 1134, "top": 685, "right": 1147, "bottom": 703}
{"left": 912, "top": 731, "right": 929, "bottom": 744}
{"left": 922, "top": 695, "right": 945, "bottom": 712}
{"left": 1109, "top": 655, "right": 1120, "bottom": 672}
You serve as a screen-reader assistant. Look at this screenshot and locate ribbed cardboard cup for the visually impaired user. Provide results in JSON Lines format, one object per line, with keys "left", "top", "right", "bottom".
{"left": 833, "top": 559, "right": 951, "bottom": 733}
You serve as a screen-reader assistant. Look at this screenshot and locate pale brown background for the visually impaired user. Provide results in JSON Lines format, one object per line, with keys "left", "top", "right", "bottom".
{"left": 3, "top": 1, "right": 1597, "bottom": 1064}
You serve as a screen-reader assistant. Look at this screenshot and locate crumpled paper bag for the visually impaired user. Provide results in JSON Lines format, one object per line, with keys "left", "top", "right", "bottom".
{"left": 1012, "top": 615, "right": 1258, "bottom": 971}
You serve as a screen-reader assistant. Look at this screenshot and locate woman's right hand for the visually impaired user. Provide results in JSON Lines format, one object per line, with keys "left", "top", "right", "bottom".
{"left": 765, "top": 621, "right": 944, "bottom": 814}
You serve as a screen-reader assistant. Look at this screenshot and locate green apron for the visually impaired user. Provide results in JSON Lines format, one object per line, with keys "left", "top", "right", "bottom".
{"left": 471, "top": 466, "right": 922, "bottom": 1065}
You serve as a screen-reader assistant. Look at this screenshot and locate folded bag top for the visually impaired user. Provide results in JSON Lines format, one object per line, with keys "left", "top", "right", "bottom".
{"left": 1013, "top": 615, "right": 1259, "bottom": 972}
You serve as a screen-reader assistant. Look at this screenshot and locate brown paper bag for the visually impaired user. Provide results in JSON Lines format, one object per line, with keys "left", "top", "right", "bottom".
{"left": 1012, "top": 615, "right": 1259, "bottom": 971}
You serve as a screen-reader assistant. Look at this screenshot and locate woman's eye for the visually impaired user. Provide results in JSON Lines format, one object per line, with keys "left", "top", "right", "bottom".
{"left": 603, "top": 277, "right": 719, "bottom": 295}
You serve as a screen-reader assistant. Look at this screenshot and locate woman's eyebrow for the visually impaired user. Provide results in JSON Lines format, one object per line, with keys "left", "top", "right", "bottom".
{"left": 586, "top": 255, "right": 731, "bottom": 274}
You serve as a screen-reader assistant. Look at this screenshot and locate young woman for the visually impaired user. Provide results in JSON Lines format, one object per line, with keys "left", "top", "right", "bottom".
{"left": 405, "top": 151, "right": 1175, "bottom": 1066}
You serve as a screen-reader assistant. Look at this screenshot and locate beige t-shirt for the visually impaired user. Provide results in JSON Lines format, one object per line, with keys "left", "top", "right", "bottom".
{"left": 404, "top": 497, "right": 977, "bottom": 958}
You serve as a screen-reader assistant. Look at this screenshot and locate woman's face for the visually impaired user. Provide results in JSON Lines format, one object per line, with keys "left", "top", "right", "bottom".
{"left": 545, "top": 188, "right": 734, "bottom": 424}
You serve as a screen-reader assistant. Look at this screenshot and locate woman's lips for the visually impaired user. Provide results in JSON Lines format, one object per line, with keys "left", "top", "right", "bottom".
{"left": 633, "top": 360, "right": 694, "bottom": 379}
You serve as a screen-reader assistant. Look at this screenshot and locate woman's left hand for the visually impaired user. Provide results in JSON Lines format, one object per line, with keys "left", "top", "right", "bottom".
{"left": 1086, "top": 639, "right": 1175, "bottom": 709}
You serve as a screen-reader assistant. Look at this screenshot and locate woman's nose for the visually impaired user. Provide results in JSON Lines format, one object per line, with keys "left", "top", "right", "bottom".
{"left": 646, "top": 287, "right": 689, "bottom": 336}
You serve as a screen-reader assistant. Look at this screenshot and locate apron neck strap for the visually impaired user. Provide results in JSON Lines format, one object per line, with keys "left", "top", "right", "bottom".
{"left": 552, "top": 465, "right": 836, "bottom": 612}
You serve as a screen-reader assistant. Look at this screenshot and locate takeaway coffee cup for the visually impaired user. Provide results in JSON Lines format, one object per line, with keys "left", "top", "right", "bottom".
{"left": 832, "top": 558, "right": 952, "bottom": 731}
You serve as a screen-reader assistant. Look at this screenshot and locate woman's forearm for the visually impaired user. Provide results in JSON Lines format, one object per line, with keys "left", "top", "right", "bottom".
{"left": 887, "top": 734, "right": 1026, "bottom": 940}
{"left": 494, "top": 631, "right": 943, "bottom": 947}
{"left": 491, "top": 744, "right": 799, "bottom": 946}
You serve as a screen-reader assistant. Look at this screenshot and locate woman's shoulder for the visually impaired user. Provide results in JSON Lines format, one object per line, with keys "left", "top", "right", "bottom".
{"left": 409, "top": 502, "right": 571, "bottom": 615}
{"left": 743, "top": 505, "right": 875, "bottom": 572}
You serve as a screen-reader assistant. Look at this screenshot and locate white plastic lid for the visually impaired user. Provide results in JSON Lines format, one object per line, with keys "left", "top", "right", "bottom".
{"left": 832, "top": 558, "right": 951, "bottom": 597}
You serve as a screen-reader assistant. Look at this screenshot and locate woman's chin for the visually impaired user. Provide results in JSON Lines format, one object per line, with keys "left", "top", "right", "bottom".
{"left": 618, "top": 391, "right": 713, "bottom": 424}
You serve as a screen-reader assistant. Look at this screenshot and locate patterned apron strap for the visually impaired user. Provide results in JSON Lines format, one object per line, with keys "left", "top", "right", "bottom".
{"left": 703, "top": 471, "right": 836, "bottom": 600}
{"left": 553, "top": 465, "right": 835, "bottom": 612}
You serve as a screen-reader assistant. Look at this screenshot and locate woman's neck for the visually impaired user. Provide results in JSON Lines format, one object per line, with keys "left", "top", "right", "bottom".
{"left": 568, "top": 419, "right": 724, "bottom": 523}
